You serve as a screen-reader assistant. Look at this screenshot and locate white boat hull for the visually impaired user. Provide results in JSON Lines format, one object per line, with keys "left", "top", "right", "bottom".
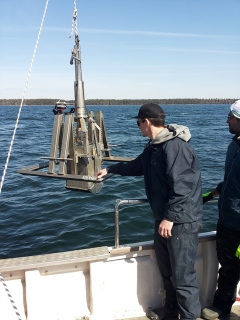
{"left": 0, "top": 231, "right": 239, "bottom": 320}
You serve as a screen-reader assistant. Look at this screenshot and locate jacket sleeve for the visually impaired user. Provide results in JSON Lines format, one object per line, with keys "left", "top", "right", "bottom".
{"left": 107, "top": 153, "right": 144, "bottom": 176}
{"left": 163, "top": 139, "right": 202, "bottom": 222}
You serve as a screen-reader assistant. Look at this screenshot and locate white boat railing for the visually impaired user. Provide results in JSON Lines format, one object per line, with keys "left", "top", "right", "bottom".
{"left": 114, "top": 199, "right": 149, "bottom": 248}
{"left": 114, "top": 198, "right": 218, "bottom": 248}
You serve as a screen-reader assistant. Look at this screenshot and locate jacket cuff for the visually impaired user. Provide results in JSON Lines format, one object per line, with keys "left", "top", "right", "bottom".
{"left": 164, "top": 211, "right": 180, "bottom": 223}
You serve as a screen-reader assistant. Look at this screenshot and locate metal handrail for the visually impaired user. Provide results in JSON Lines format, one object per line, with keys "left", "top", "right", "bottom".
{"left": 114, "top": 199, "right": 149, "bottom": 248}
{"left": 114, "top": 198, "right": 218, "bottom": 248}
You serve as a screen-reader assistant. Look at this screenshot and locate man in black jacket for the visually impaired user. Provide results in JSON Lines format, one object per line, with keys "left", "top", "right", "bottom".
{"left": 202, "top": 100, "right": 240, "bottom": 319}
{"left": 97, "top": 103, "right": 203, "bottom": 320}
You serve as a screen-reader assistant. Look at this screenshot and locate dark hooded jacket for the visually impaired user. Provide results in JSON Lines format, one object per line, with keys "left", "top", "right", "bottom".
{"left": 216, "top": 135, "right": 240, "bottom": 231}
{"left": 108, "top": 124, "right": 203, "bottom": 223}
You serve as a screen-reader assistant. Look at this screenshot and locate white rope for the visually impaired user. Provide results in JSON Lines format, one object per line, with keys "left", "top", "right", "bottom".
{"left": 0, "top": 0, "right": 49, "bottom": 316}
{"left": 0, "top": 0, "right": 49, "bottom": 195}
{"left": 0, "top": 273, "right": 22, "bottom": 320}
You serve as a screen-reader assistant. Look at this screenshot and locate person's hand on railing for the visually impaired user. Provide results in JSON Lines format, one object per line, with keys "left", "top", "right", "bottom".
{"left": 202, "top": 191, "right": 214, "bottom": 204}
{"left": 202, "top": 188, "right": 220, "bottom": 204}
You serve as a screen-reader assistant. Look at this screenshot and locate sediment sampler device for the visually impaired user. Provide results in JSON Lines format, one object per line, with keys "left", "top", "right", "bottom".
{"left": 18, "top": 4, "right": 132, "bottom": 193}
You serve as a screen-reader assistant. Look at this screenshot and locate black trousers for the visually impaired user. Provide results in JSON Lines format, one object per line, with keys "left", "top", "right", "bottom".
{"left": 154, "top": 220, "right": 201, "bottom": 320}
{"left": 213, "top": 223, "right": 240, "bottom": 313}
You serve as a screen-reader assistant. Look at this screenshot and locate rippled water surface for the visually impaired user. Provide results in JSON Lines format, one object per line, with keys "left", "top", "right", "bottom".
{"left": 0, "top": 104, "right": 231, "bottom": 258}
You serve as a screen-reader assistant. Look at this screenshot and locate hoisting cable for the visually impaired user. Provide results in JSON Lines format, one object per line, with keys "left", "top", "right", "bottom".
{"left": 69, "top": 0, "right": 78, "bottom": 38}
{"left": 0, "top": 0, "right": 49, "bottom": 196}
{"left": 0, "top": 1, "right": 49, "bottom": 319}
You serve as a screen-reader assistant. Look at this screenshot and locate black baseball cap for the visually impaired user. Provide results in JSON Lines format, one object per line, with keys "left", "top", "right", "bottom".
{"left": 133, "top": 103, "right": 165, "bottom": 119}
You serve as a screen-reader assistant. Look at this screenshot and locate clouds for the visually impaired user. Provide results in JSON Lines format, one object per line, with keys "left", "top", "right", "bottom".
{"left": 78, "top": 28, "right": 240, "bottom": 40}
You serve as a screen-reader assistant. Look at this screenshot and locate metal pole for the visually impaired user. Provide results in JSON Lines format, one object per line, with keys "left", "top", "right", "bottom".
{"left": 114, "top": 199, "right": 149, "bottom": 248}
{"left": 74, "top": 35, "right": 87, "bottom": 118}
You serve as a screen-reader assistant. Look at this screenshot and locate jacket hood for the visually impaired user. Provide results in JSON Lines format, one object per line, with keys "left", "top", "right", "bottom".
{"left": 150, "top": 124, "right": 191, "bottom": 145}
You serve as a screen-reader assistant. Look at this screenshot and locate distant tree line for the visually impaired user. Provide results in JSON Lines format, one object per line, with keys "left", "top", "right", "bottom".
{"left": 0, "top": 98, "right": 238, "bottom": 106}
{"left": 84, "top": 98, "right": 237, "bottom": 106}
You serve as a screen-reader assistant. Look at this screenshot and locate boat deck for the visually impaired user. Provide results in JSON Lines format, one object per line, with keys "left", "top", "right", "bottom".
{"left": 120, "top": 304, "right": 240, "bottom": 320}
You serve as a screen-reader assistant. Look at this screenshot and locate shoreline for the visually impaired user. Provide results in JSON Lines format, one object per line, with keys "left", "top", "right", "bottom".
{"left": 0, "top": 98, "right": 237, "bottom": 106}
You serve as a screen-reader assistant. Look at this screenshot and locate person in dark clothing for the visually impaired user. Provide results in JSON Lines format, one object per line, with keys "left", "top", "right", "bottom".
{"left": 201, "top": 100, "right": 240, "bottom": 320}
{"left": 97, "top": 103, "right": 203, "bottom": 320}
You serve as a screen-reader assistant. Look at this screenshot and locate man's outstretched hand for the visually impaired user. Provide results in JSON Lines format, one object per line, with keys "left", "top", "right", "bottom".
{"left": 96, "top": 168, "right": 108, "bottom": 179}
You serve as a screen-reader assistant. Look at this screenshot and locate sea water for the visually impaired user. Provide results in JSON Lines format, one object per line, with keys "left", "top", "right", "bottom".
{"left": 0, "top": 104, "right": 231, "bottom": 258}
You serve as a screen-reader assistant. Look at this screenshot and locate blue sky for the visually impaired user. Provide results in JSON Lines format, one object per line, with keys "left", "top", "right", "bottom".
{"left": 0, "top": 0, "right": 240, "bottom": 100}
